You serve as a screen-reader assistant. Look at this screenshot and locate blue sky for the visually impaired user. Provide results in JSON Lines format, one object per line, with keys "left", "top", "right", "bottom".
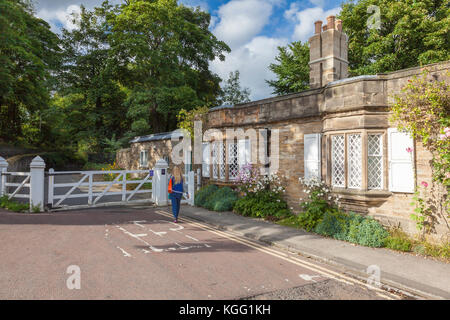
{"left": 33, "top": 0, "right": 344, "bottom": 100}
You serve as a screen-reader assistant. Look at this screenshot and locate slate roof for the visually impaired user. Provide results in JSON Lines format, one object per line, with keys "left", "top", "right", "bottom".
{"left": 130, "top": 131, "right": 184, "bottom": 143}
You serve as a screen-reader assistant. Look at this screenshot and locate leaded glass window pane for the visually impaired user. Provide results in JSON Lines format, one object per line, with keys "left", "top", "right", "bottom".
{"left": 331, "top": 135, "right": 345, "bottom": 187}
{"left": 368, "top": 134, "right": 383, "bottom": 189}
{"left": 348, "top": 134, "right": 362, "bottom": 189}
{"left": 228, "top": 142, "right": 239, "bottom": 180}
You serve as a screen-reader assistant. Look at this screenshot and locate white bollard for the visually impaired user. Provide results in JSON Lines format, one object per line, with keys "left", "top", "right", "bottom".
{"left": 153, "top": 159, "right": 169, "bottom": 206}
{"left": 30, "top": 156, "right": 45, "bottom": 212}
{"left": 196, "top": 168, "right": 201, "bottom": 191}
{"left": 188, "top": 171, "right": 195, "bottom": 206}
{"left": 0, "top": 156, "right": 8, "bottom": 197}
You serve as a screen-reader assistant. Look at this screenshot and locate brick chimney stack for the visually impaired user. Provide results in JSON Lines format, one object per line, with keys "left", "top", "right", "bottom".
{"left": 309, "top": 15, "right": 348, "bottom": 88}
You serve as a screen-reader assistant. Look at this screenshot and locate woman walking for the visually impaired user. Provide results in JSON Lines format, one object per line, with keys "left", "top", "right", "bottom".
{"left": 168, "top": 166, "right": 183, "bottom": 223}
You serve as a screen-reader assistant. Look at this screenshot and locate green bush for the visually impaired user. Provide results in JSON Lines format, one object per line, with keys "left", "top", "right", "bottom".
{"left": 194, "top": 185, "right": 238, "bottom": 212}
{"left": 385, "top": 236, "right": 413, "bottom": 252}
{"left": 313, "top": 209, "right": 387, "bottom": 247}
{"left": 421, "top": 241, "right": 450, "bottom": 259}
{"left": 0, "top": 196, "right": 29, "bottom": 212}
{"left": 204, "top": 187, "right": 238, "bottom": 212}
{"left": 233, "top": 191, "right": 290, "bottom": 219}
{"left": 347, "top": 218, "right": 389, "bottom": 248}
{"left": 194, "top": 184, "right": 218, "bottom": 207}
{"left": 314, "top": 210, "right": 349, "bottom": 240}
{"left": 297, "top": 198, "right": 329, "bottom": 231}
{"left": 384, "top": 229, "right": 413, "bottom": 252}
{"left": 213, "top": 197, "right": 237, "bottom": 212}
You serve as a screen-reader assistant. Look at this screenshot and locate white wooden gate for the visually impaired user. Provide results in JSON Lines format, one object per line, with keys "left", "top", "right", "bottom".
{"left": 47, "top": 169, "right": 154, "bottom": 210}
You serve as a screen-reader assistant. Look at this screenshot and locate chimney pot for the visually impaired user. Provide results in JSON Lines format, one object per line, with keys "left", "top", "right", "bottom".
{"left": 322, "top": 25, "right": 328, "bottom": 31}
{"left": 335, "top": 19, "right": 343, "bottom": 31}
{"left": 327, "top": 15, "right": 335, "bottom": 30}
{"left": 314, "top": 20, "right": 323, "bottom": 34}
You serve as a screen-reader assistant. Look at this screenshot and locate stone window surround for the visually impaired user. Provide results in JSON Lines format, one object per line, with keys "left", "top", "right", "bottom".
{"left": 139, "top": 149, "right": 149, "bottom": 168}
{"left": 204, "top": 129, "right": 393, "bottom": 201}
{"left": 324, "top": 129, "right": 391, "bottom": 198}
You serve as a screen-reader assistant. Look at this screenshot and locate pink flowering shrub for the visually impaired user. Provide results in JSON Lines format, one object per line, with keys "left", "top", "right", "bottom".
{"left": 233, "top": 164, "right": 290, "bottom": 219}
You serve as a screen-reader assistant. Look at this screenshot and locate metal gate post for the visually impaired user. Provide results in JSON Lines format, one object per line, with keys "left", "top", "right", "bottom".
{"left": 153, "top": 159, "right": 169, "bottom": 206}
{"left": 0, "top": 157, "right": 8, "bottom": 197}
{"left": 30, "top": 156, "right": 45, "bottom": 212}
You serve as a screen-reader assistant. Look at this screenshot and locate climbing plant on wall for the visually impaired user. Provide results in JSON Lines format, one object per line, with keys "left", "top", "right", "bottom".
{"left": 390, "top": 69, "right": 450, "bottom": 231}
{"left": 177, "top": 105, "right": 210, "bottom": 139}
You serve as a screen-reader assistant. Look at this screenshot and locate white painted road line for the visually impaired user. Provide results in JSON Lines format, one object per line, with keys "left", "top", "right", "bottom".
{"left": 154, "top": 210, "right": 398, "bottom": 300}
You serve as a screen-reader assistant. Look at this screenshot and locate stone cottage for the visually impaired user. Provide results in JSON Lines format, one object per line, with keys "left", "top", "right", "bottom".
{"left": 116, "top": 131, "right": 185, "bottom": 176}
{"left": 117, "top": 16, "right": 449, "bottom": 240}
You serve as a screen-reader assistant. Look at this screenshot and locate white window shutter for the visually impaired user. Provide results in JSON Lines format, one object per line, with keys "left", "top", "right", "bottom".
{"left": 245, "top": 139, "right": 251, "bottom": 164}
{"left": 238, "top": 139, "right": 246, "bottom": 168}
{"left": 202, "top": 142, "right": 210, "bottom": 177}
{"left": 388, "top": 128, "right": 414, "bottom": 193}
{"left": 304, "top": 133, "right": 321, "bottom": 180}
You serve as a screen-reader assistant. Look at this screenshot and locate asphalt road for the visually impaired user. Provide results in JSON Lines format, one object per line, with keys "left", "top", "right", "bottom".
{"left": 0, "top": 205, "right": 403, "bottom": 300}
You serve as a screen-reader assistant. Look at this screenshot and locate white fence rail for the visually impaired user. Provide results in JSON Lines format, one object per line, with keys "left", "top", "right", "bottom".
{"left": 1, "top": 172, "right": 31, "bottom": 199}
{"left": 0, "top": 156, "right": 197, "bottom": 212}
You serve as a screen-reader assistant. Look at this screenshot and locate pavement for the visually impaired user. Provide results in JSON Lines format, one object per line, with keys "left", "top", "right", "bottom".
{"left": 179, "top": 204, "right": 450, "bottom": 300}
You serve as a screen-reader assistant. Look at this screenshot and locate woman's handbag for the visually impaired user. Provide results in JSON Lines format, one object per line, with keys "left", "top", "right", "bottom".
{"left": 168, "top": 176, "right": 173, "bottom": 194}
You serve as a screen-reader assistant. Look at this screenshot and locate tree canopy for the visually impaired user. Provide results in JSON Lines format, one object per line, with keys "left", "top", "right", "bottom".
{"left": 0, "top": 0, "right": 60, "bottom": 143}
{"left": 1, "top": 0, "right": 230, "bottom": 158}
{"left": 268, "top": 0, "right": 449, "bottom": 95}
{"left": 267, "top": 41, "right": 310, "bottom": 95}
{"left": 339, "top": 0, "right": 450, "bottom": 76}
{"left": 217, "top": 70, "right": 251, "bottom": 105}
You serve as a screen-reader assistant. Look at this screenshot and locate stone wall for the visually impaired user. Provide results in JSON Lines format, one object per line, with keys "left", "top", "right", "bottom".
{"left": 203, "top": 60, "right": 450, "bottom": 241}
{"left": 116, "top": 138, "right": 185, "bottom": 177}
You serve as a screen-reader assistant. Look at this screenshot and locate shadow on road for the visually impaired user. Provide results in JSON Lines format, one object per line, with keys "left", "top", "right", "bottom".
{"left": 0, "top": 205, "right": 164, "bottom": 226}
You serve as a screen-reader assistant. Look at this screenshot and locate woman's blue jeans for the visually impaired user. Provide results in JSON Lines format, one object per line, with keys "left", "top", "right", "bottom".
{"left": 171, "top": 196, "right": 181, "bottom": 219}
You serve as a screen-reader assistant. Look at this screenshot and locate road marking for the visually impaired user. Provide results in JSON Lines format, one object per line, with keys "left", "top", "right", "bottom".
{"left": 112, "top": 221, "right": 211, "bottom": 253}
{"left": 116, "top": 246, "right": 132, "bottom": 257}
{"left": 116, "top": 225, "right": 163, "bottom": 253}
{"left": 299, "top": 274, "right": 322, "bottom": 282}
{"left": 154, "top": 210, "right": 398, "bottom": 300}
{"left": 185, "top": 235, "right": 199, "bottom": 242}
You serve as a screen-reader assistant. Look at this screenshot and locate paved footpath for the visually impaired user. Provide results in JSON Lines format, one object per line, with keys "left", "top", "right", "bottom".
{"left": 0, "top": 205, "right": 402, "bottom": 300}
{"left": 181, "top": 205, "right": 450, "bottom": 300}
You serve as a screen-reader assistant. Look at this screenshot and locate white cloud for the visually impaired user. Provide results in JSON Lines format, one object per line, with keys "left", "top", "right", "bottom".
{"left": 286, "top": 4, "right": 341, "bottom": 42}
{"left": 212, "top": 0, "right": 276, "bottom": 50}
{"left": 211, "top": 36, "right": 289, "bottom": 100}
{"left": 36, "top": 4, "right": 82, "bottom": 32}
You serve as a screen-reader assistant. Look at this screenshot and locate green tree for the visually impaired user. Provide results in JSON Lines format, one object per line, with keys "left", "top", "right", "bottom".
{"left": 109, "top": 0, "right": 229, "bottom": 135}
{"left": 218, "top": 70, "right": 251, "bottom": 105}
{"left": 0, "top": 0, "right": 60, "bottom": 143}
{"left": 267, "top": 41, "right": 310, "bottom": 95}
{"left": 339, "top": 0, "right": 450, "bottom": 76}
{"left": 53, "top": 3, "right": 129, "bottom": 154}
